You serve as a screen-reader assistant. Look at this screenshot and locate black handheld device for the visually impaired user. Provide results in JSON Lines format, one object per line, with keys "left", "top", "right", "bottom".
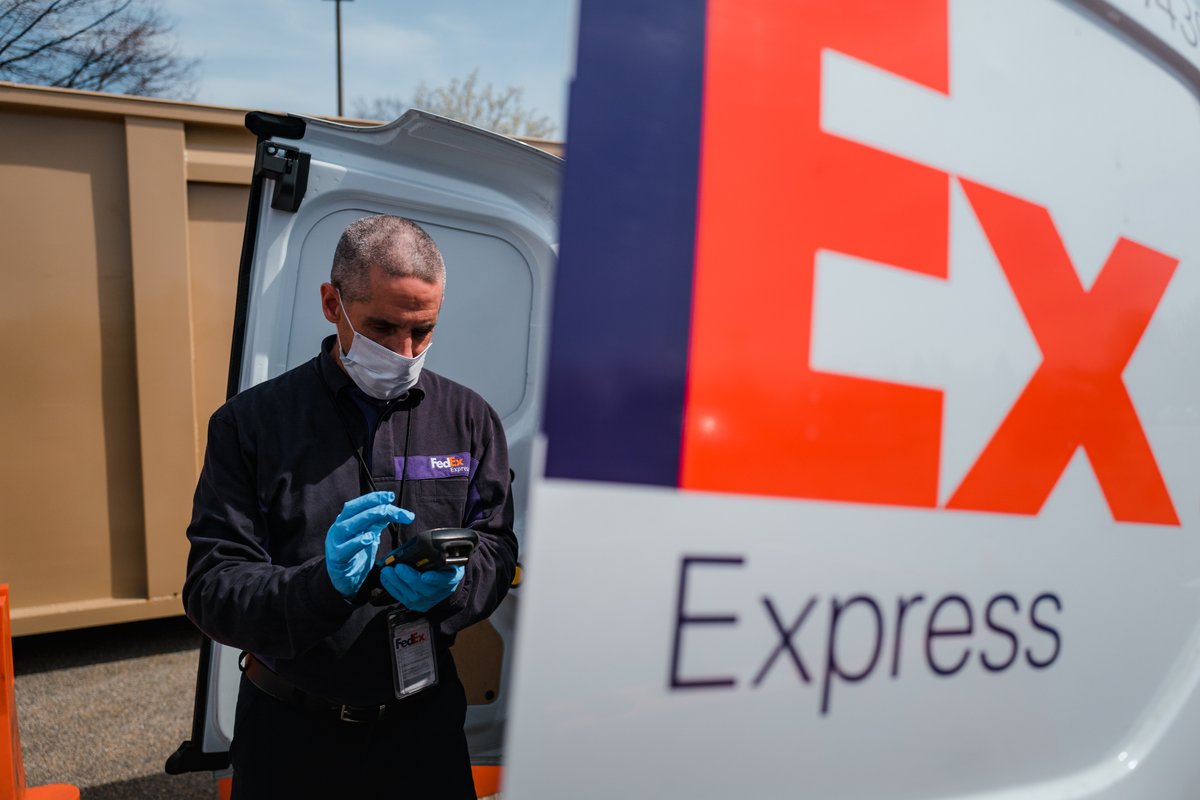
{"left": 356, "top": 527, "right": 479, "bottom": 606}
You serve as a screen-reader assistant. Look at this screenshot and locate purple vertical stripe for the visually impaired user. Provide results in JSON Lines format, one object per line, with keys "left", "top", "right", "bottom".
{"left": 542, "top": 0, "right": 706, "bottom": 486}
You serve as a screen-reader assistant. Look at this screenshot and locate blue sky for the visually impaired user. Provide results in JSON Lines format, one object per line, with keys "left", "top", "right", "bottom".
{"left": 156, "top": 0, "right": 578, "bottom": 136}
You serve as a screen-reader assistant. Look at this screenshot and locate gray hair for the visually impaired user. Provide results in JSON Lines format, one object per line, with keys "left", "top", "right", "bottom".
{"left": 330, "top": 215, "right": 445, "bottom": 302}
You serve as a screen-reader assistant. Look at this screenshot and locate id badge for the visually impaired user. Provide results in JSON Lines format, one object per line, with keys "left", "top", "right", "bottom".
{"left": 388, "top": 612, "right": 438, "bottom": 699}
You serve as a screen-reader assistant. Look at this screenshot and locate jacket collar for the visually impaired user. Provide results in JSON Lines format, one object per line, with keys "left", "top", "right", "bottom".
{"left": 318, "top": 334, "right": 427, "bottom": 407}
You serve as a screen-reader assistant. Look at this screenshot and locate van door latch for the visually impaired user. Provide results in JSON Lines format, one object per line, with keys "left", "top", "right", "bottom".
{"left": 253, "top": 141, "right": 310, "bottom": 213}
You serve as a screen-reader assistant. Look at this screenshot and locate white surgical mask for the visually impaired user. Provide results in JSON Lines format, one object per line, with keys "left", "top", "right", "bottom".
{"left": 337, "top": 292, "right": 428, "bottom": 400}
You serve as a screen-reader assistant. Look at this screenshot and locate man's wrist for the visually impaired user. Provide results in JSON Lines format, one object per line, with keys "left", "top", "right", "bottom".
{"left": 304, "top": 558, "right": 360, "bottom": 620}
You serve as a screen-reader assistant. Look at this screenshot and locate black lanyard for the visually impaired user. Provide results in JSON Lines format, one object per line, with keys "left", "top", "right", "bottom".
{"left": 326, "top": 376, "right": 415, "bottom": 553}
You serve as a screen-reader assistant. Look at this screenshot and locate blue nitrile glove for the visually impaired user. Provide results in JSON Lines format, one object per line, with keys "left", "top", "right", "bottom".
{"left": 379, "top": 563, "right": 465, "bottom": 612}
{"left": 324, "top": 491, "right": 415, "bottom": 598}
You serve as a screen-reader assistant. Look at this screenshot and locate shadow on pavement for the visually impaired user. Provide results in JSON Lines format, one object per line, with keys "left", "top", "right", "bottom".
{"left": 83, "top": 770, "right": 215, "bottom": 800}
{"left": 12, "top": 616, "right": 202, "bottom": 676}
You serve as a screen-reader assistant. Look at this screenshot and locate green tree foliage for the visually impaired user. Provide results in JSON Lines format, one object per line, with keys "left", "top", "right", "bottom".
{"left": 0, "top": 0, "right": 197, "bottom": 97}
{"left": 355, "top": 68, "right": 555, "bottom": 139}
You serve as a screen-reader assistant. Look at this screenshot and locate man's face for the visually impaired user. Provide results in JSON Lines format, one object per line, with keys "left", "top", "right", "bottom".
{"left": 320, "top": 266, "right": 443, "bottom": 358}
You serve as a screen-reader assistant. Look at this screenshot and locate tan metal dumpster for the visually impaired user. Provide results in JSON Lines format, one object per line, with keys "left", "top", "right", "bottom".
{"left": 0, "top": 82, "right": 562, "bottom": 635}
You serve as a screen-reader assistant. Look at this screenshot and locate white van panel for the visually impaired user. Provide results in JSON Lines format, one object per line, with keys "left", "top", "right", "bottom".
{"left": 504, "top": 0, "right": 1200, "bottom": 797}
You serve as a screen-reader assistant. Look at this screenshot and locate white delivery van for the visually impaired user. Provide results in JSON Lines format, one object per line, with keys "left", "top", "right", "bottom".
{"left": 500, "top": 0, "right": 1200, "bottom": 798}
{"left": 166, "top": 109, "right": 561, "bottom": 779}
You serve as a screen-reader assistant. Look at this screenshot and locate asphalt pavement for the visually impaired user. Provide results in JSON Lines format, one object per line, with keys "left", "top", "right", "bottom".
{"left": 12, "top": 616, "right": 216, "bottom": 800}
{"left": 12, "top": 617, "right": 504, "bottom": 800}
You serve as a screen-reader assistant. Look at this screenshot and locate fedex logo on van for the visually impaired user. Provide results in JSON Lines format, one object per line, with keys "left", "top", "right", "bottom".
{"left": 681, "top": 0, "right": 1181, "bottom": 526}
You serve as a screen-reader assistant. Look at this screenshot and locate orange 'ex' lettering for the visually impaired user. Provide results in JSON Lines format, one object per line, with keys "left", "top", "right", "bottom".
{"left": 948, "top": 180, "right": 1178, "bottom": 524}
{"left": 682, "top": 0, "right": 1179, "bottom": 525}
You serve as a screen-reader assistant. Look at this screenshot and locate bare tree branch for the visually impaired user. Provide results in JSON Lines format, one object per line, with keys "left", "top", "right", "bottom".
{"left": 354, "top": 68, "right": 556, "bottom": 139}
{"left": 0, "top": 0, "right": 73, "bottom": 59}
{"left": 0, "top": 0, "right": 197, "bottom": 98}
{"left": 0, "top": 0, "right": 129, "bottom": 68}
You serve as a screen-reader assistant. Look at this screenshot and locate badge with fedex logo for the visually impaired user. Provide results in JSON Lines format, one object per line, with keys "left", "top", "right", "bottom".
{"left": 505, "top": 1, "right": 1200, "bottom": 798}
{"left": 388, "top": 614, "right": 437, "bottom": 699}
{"left": 394, "top": 452, "right": 473, "bottom": 480}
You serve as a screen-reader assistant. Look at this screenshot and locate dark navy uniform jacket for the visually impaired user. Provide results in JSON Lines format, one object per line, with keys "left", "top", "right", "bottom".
{"left": 183, "top": 335, "right": 518, "bottom": 708}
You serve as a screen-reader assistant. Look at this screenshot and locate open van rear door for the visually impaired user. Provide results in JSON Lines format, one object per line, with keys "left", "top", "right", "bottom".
{"left": 167, "top": 109, "right": 561, "bottom": 774}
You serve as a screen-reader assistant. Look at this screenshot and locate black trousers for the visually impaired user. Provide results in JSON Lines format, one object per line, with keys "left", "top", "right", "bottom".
{"left": 229, "top": 674, "right": 477, "bottom": 799}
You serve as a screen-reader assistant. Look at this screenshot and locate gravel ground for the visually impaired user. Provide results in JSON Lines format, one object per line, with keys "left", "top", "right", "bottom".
{"left": 12, "top": 616, "right": 216, "bottom": 800}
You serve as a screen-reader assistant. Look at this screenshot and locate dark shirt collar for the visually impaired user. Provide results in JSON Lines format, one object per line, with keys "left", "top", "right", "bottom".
{"left": 318, "top": 334, "right": 427, "bottom": 408}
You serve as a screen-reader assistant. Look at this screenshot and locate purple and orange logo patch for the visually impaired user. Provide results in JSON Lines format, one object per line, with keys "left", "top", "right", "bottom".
{"left": 395, "top": 452, "right": 473, "bottom": 480}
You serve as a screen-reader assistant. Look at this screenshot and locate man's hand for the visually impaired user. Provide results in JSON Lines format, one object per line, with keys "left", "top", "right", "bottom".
{"left": 325, "top": 491, "right": 415, "bottom": 598}
{"left": 380, "top": 563, "right": 465, "bottom": 612}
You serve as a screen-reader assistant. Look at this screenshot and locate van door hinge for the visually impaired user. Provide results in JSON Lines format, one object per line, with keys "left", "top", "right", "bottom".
{"left": 253, "top": 140, "right": 310, "bottom": 213}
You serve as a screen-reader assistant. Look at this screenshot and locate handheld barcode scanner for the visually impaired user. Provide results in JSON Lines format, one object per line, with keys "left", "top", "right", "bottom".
{"left": 356, "top": 527, "right": 479, "bottom": 606}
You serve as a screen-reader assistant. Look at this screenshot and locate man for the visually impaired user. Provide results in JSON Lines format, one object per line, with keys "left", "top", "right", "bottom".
{"left": 183, "top": 214, "right": 517, "bottom": 798}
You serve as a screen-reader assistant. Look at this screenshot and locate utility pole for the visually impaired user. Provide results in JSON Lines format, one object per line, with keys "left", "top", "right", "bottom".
{"left": 324, "top": 0, "right": 353, "bottom": 116}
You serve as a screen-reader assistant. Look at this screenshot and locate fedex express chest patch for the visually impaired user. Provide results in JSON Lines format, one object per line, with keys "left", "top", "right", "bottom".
{"left": 394, "top": 452, "right": 474, "bottom": 480}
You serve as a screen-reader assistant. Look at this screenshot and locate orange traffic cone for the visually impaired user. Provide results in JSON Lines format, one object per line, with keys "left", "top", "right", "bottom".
{"left": 0, "top": 585, "right": 79, "bottom": 800}
{"left": 472, "top": 765, "right": 503, "bottom": 798}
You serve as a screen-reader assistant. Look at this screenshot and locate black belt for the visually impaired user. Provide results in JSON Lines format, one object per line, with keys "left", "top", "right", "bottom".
{"left": 240, "top": 653, "right": 401, "bottom": 724}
